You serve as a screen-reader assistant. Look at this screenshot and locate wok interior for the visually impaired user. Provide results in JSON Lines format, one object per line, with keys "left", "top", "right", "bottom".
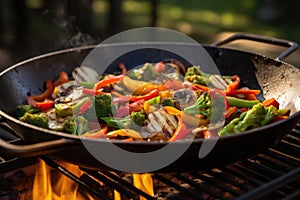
{"left": 0, "top": 45, "right": 299, "bottom": 127}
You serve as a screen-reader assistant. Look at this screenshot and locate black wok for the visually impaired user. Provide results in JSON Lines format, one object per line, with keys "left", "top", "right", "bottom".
{"left": 0, "top": 33, "right": 300, "bottom": 173}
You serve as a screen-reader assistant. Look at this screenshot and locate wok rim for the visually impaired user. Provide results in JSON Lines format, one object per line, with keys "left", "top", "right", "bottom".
{"left": 0, "top": 43, "right": 299, "bottom": 144}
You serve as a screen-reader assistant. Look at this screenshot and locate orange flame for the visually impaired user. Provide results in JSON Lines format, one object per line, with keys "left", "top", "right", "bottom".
{"left": 32, "top": 159, "right": 95, "bottom": 200}
{"left": 133, "top": 173, "right": 154, "bottom": 200}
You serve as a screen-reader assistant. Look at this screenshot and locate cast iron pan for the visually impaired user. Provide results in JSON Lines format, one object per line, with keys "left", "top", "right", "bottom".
{"left": 0, "top": 33, "right": 300, "bottom": 172}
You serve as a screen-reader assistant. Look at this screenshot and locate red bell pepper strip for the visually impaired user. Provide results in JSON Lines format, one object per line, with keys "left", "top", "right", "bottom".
{"left": 29, "top": 79, "right": 54, "bottom": 102}
{"left": 93, "top": 74, "right": 125, "bottom": 90}
{"left": 225, "top": 75, "right": 241, "bottom": 95}
{"left": 114, "top": 106, "right": 130, "bottom": 118}
{"left": 113, "top": 95, "right": 131, "bottom": 103}
{"left": 130, "top": 89, "right": 159, "bottom": 102}
{"left": 230, "top": 89, "right": 261, "bottom": 95}
{"left": 271, "top": 115, "right": 288, "bottom": 122}
{"left": 261, "top": 98, "right": 280, "bottom": 109}
{"left": 163, "top": 79, "right": 184, "bottom": 90}
{"left": 202, "top": 130, "right": 215, "bottom": 139}
{"left": 210, "top": 89, "right": 230, "bottom": 110}
{"left": 153, "top": 61, "right": 166, "bottom": 73}
{"left": 79, "top": 99, "right": 92, "bottom": 114}
{"left": 168, "top": 123, "right": 188, "bottom": 142}
{"left": 129, "top": 99, "right": 145, "bottom": 112}
{"left": 82, "top": 88, "right": 104, "bottom": 96}
{"left": 118, "top": 63, "right": 127, "bottom": 74}
{"left": 33, "top": 100, "right": 55, "bottom": 111}
{"left": 53, "top": 71, "right": 69, "bottom": 86}
{"left": 191, "top": 84, "right": 210, "bottom": 92}
{"left": 225, "top": 106, "right": 238, "bottom": 119}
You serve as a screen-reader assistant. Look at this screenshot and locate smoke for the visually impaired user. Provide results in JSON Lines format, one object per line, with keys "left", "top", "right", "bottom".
{"left": 41, "top": 3, "right": 99, "bottom": 49}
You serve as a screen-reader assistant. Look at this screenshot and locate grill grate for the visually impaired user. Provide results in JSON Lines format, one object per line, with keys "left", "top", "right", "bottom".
{"left": 1, "top": 123, "right": 299, "bottom": 199}
{"left": 40, "top": 122, "right": 300, "bottom": 200}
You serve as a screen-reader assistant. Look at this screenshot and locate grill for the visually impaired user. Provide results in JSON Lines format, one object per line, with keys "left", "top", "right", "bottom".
{"left": 1, "top": 122, "right": 299, "bottom": 200}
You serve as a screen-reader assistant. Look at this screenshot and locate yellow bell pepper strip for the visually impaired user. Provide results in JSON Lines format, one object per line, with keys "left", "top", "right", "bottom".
{"left": 130, "top": 89, "right": 159, "bottom": 102}
{"left": 93, "top": 74, "right": 125, "bottom": 90}
{"left": 225, "top": 75, "right": 241, "bottom": 95}
{"left": 122, "top": 76, "right": 167, "bottom": 95}
{"left": 226, "top": 96, "right": 259, "bottom": 108}
{"left": 106, "top": 129, "right": 144, "bottom": 140}
{"left": 261, "top": 98, "right": 280, "bottom": 109}
{"left": 182, "top": 112, "right": 210, "bottom": 127}
{"left": 83, "top": 126, "right": 108, "bottom": 138}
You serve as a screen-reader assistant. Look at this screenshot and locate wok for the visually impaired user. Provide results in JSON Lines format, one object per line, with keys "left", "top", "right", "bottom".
{"left": 0, "top": 33, "right": 300, "bottom": 172}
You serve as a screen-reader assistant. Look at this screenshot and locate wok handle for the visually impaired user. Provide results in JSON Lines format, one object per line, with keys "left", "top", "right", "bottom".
{"left": 212, "top": 33, "right": 298, "bottom": 60}
{"left": 0, "top": 137, "right": 78, "bottom": 158}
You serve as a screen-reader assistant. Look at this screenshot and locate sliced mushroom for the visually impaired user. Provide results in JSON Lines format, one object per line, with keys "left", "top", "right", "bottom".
{"left": 172, "top": 88, "right": 198, "bottom": 109}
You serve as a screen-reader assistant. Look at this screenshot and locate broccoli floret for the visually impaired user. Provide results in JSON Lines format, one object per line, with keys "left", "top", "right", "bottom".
{"left": 131, "top": 110, "right": 146, "bottom": 126}
{"left": 94, "top": 94, "right": 115, "bottom": 119}
{"left": 218, "top": 103, "right": 268, "bottom": 136}
{"left": 183, "top": 92, "right": 211, "bottom": 116}
{"left": 19, "top": 112, "right": 48, "bottom": 129}
{"left": 128, "top": 63, "right": 158, "bottom": 81}
{"left": 101, "top": 116, "right": 132, "bottom": 129}
{"left": 161, "top": 98, "right": 174, "bottom": 107}
{"left": 16, "top": 105, "right": 41, "bottom": 118}
{"left": 63, "top": 116, "right": 89, "bottom": 135}
{"left": 236, "top": 103, "right": 266, "bottom": 132}
{"left": 185, "top": 66, "right": 210, "bottom": 85}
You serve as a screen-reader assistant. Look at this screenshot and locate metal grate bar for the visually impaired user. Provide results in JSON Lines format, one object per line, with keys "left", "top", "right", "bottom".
{"left": 235, "top": 166, "right": 300, "bottom": 200}
{"left": 153, "top": 174, "right": 202, "bottom": 200}
{"left": 241, "top": 159, "right": 284, "bottom": 178}
{"left": 174, "top": 173, "right": 229, "bottom": 200}
{"left": 265, "top": 149, "right": 300, "bottom": 167}
{"left": 191, "top": 172, "right": 243, "bottom": 197}
{"left": 281, "top": 189, "right": 300, "bottom": 200}
{"left": 276, "top": 140, "right": 300, "bottom": 154}
{"left": 224, "top": 165, "right": 265, "bottom": 186}
{"left": 254, "top": 154, "right": 295, "bottom": 173}
{"left": 101, "top": 172, "right": 156, "bottom": 200}
{"left": 229, "top": 163, "right": 272, "bottom": 182}
{"left": 40, "top": 156, "right": 111, "bottom": 200}
{"left": 207, "top": 169, "right": 254, "bottom": 191}
{"left": 289, "top": 129, "right": 300, "bottom": 138}
{"left": 81, "top": 168, "right": 139, "bottom": 200}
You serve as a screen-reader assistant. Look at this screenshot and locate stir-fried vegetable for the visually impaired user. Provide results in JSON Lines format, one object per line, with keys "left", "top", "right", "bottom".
{"left": 15, "top": 60, "right": 289, "bottom": 141}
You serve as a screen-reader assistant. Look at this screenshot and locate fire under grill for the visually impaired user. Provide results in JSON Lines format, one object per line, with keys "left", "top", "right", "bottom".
{"left": 1, "top": 122, "right": 300, "bottom": 200}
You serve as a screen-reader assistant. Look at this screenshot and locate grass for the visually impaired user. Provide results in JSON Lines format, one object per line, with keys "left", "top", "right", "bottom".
{"left": 92, "top": 0, "right": 300, "bottom": 43}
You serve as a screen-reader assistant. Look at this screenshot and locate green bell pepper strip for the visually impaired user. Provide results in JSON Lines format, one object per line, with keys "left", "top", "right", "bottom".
{"left": 226, "top": 96, "right": 259, "bottom": 108}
